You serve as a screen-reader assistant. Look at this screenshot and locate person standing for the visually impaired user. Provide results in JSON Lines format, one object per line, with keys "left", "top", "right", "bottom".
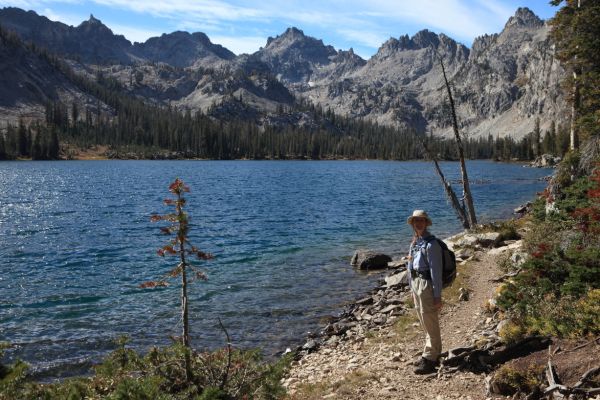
{"left": 406, "top": 210, "right": 443, "bottom": 374}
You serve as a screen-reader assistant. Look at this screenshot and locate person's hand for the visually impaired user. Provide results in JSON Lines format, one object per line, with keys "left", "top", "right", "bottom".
{"left": 433, "top": 298, "right": 443, "bottom": 311}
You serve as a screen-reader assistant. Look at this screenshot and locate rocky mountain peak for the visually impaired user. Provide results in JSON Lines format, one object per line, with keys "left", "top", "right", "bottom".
{"left": 412, "top": 29, "right": 440, "bottom": 49}
{"left": 132, "top": 30, "right": 235, "bottom": 66}
{"left": 504, "top": 7, "right": 544, "bottom": 30}
{"left": 87, "top": 14, "right": 101, "bottom": 25}
{"left": 265, "top": 27, "right": 311, "bottom": 47}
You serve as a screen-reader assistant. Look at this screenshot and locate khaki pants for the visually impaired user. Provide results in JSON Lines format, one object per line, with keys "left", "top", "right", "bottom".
{"left": 411, "top": 276, "right": 442, "bottom": 361}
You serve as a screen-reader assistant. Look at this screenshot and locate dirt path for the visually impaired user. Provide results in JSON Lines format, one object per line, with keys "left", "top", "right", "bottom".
{"left": 284, "top": 249, "right": 510, "bottom": 400}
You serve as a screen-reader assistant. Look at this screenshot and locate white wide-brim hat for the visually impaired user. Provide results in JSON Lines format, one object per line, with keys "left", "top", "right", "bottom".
{"left": 407, "top": 210, "right": 432, "bottom": 226}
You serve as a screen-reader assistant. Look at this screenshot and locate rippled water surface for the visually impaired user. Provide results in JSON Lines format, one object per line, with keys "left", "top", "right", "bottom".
{"left": 0, "top": 160, "right": 550, "bottom": 378}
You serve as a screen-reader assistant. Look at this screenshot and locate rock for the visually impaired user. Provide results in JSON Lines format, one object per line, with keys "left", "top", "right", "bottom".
{"left": 454, "top": 248, "right": 473, "bottom": 260}
{"left": 380, "top": 304, "right": 403, "bottom": 314}
{"left": 388, "top": 258, "right": 408, "bottom": 268}
{"left": 302, "top": 340, "right": 319, "bottom": 352}
{"left": 513, "top": 202, "right": 532, "bottom": 214}
{"left": 351, "top": 250, "right": 392, "bottom": 270}
{"left": 529, "top": 154, "right": 562, "bottom": 168}
{"left": 458, "top": 287, "right": 470, "bottom": 301}
{"left": 475, "top": 232, "right": 502, "bottom": 247}
{"left": 510, "top": 250, "right": 528, "bottom": 268}
{"left": 355, "top": 296, "right": 374, "bottom": 305}
{"left": 385, "top": 270, "right": 409, "bottom": 287}
{"left": 457, "top": 235, "right": 480, "bottom": 247}
{"left": 457, "top": 232, "right": 501, "bottom": 248}
{"left": 496, "top": 319, "right": 511, "bottom": 334}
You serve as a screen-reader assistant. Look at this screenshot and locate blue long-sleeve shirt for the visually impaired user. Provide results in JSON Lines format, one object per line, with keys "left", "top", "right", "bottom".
{"left": 408, "top": 235, "right": 443, "bottom": 299}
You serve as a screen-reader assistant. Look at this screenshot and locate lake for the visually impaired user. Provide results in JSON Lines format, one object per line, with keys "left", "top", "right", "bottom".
{"left": 0, "top": 160, "right": 550, "bottom": 379}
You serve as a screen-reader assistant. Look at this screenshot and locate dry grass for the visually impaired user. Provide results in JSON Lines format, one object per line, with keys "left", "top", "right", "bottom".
{"left": 288, "top": 370, "right": 377, "bottom": 400}
{"left": 443, "top": 258, "right": 475, "bottom": 305}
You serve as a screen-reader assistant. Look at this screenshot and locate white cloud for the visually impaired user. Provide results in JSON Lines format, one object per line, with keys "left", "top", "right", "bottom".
{"left": 336, "top": 28, "right": 386, "bottom": 49}
{"left": 41, "top": 7, "right": 85, "bottom": 26}
{"left": 91, "top": 0, "right": 266, "bottom": 22}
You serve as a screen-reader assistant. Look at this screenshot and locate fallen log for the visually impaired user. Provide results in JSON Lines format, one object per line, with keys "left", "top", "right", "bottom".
{"left": 490, "top": 268, "right": 522, "bottom": 283}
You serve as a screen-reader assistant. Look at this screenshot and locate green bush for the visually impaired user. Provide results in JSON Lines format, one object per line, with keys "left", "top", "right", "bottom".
{"left": 0, "top": 343, "right": 292, "bottom": 400}
{"left": 497, "top": 161, "right": 600, "bottom": 339}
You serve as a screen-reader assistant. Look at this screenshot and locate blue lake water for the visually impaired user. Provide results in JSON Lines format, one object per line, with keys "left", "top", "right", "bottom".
{"left": 0, "top": 160, "right": 550, "bottom": 379}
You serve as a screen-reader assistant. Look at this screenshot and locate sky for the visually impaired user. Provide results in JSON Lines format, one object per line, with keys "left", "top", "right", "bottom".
{"left": 0, "top": 0, "right": 558, "bottom": 59}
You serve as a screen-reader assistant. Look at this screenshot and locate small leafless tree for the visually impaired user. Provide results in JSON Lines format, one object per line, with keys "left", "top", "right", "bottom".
{"left": 426, "top": 46, "right": 478, "bottom": 229}
{"left": 142, "top": 178, "right": 214, "bottom": 381}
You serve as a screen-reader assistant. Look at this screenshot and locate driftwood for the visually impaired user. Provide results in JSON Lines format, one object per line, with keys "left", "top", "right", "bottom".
{"left": 490, "top": 268, "right": 522, "bottom": 283}
{"left": 544, "top": 361, "right": 600, "bottom": 398}
{"left": 442, "top": 336, "right": 551, "bottom": 373}
{"left": 218, "top": 317, "right": 233, "bottom": 391}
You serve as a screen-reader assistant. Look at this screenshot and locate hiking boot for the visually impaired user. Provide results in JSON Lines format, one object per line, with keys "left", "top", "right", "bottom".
{"left": 413, "top": 357, "right": 438, "bottom": 374}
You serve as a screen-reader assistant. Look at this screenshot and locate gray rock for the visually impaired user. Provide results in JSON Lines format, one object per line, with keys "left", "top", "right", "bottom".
{"left": 384, "top": 270, "right": 409, "bottom": 287}
{"left": 351, "top": 250, "right": 392, "bottom": 270}
{"left": 510, "top": 250, "right": 528, "bottom": 268}
{"left": 302, "top": 339, "right": 319, "bottom": 351}
{"left": 380, "top": 304, "right": 403, "bottom": 314}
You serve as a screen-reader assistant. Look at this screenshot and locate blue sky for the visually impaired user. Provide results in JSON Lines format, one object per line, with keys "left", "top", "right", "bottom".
{"left": 0, "top": 0, "right": 557, "bottom": 58}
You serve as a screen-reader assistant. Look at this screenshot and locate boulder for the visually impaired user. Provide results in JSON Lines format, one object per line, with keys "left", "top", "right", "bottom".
{"left": 456, "top": 232, "right": 501, "bottom": 248}
{"left": 384, "top": 270, "right": 409, "bottom": 287}
{"left": 351, "top": 250, "right": 392, "bottom": 270}
{"left": 530, "top": 154, "right": 562, "bottom": 168}
{"left": 475, "top": 232, "right": 502, "bottom": 247}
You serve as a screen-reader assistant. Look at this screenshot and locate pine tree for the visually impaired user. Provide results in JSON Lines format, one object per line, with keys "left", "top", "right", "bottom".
{"left": 550, "top": 0, "right": 600, "bottom": 144}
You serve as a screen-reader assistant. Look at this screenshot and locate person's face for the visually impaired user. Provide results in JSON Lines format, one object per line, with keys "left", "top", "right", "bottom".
{"left": 411, "top": 217, "right": 428, "bottom": 235}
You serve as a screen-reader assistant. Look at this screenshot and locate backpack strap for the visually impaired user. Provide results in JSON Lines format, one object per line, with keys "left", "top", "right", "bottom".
{"left": 420, "top": 235, "right": 437, "bottom": 269}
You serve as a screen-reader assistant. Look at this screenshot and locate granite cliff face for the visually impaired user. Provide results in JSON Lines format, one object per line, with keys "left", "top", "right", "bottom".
{"left": 0, "top": 6, "right": 567, "bottom": 138}
{"left": 280, "top": 8, "right": 565, "bottom": 137}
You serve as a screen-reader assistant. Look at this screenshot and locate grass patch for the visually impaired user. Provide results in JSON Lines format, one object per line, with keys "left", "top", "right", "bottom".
{"left": 288, "top": 370, "right": 377, "bottom": 400}
{"left": 492, "top": 363, "right": 545, "bottom": 395}
{"left": 288, "top": 380, "right": 333, "bottom": 400}
{"left": 332, "top": 370, "right": 377, "bottom": 397}
{"left": 443, "top": 259, "right": 474, "bottom": 305}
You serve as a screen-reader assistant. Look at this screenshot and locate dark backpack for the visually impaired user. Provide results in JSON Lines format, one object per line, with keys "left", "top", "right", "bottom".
{"left": 422, "top": 236, "right": 457, "bottom": 288}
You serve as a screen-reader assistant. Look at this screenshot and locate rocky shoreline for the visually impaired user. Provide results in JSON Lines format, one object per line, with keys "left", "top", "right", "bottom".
{"left": 281, "top": 218, "right": 544, "bottom": 399}
{"left": 290, "top": 230, "right": 521, "bottom": 362}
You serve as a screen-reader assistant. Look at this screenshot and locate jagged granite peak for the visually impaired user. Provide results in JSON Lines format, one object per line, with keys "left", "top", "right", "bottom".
{"left": 373, "top": 29, "right": 468, "bottom": 62}
{"left": 504, "top": 7, "right": 544, "bottom": 30}
{"left": 132, "top": 30, "right": 235, "bottom": 67}
{"left": 75, "top": 14, "right": 130, "bottom": 44}
{"left": 412, "top": 29, "right": 440, "bottom": 48}
{"left": 255, "top": 26, "right": 338, "bottom": 84}
{"left": 265, "top": 27, "right": 307, "bottom": 47}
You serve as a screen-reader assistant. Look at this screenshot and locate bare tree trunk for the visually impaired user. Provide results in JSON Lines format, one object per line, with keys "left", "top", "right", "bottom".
{"left": 570, "top": 0, "right": 581, "bottom": 151}
{"left": 437, "top": 51, "right": 478, "bottom": 228}
{"left": 177, "top": 193, "right": 192, "bottom": 382}
{"left": 422, "top": 139, "right": 469, "bottom": 229}
{"left": 570, "top": 71, "right": 579, "bottom": 151}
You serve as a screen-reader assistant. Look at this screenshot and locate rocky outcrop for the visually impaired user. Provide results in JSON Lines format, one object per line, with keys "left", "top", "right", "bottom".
{"left": 529, "top": 154, "right": 562, "bottom": 167}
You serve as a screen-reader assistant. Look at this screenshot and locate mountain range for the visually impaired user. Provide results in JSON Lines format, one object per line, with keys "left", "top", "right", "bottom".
{"left": 0, "top": 7, "right": 567, "bottom": 139}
